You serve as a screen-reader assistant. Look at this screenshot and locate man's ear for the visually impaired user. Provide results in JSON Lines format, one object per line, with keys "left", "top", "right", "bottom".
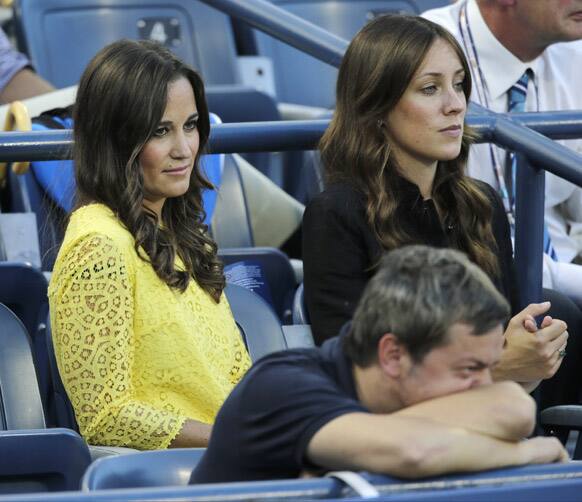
{"left": 377, "top": 333, "right": 406, "bottom": 378}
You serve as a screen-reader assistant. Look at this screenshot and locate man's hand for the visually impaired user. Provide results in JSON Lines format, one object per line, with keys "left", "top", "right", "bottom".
{"left": 492, "top": 302, "right": 568, "bottom": 384}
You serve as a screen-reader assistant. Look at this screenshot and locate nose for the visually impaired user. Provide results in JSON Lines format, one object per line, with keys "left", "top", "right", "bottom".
{"left": 171, "top": 130, "right": 192, "bottom": 159}
{"left": 443, "top": 86, "right": 466, "bottom": 115}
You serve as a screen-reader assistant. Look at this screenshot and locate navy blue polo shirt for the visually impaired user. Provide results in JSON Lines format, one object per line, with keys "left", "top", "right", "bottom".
{"left": 190, "top": 335, "right": 367, "bottom": 483}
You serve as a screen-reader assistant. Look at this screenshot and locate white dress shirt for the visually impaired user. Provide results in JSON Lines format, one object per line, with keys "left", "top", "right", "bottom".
{"left": 424, "top": 0, "right": 582, "bottom": 302}
{"left": 422, "top": 0, "right": 582, "bottom": 261}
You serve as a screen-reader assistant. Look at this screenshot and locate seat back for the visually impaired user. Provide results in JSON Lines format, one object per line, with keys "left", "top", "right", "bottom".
{"left": 206, "top": 85, "right": 284, "bottom": 182}
{"left": 0, "top": 264, "right": 52, "bottom": 423}
{"left": 82, "top": 448, "right": 205, "bottom": 491}
{"left": 247, "top": 0, "right": 450, "bottom": 108}
{"left": 14, "top": 0, "right": 241, "bottom": 88}
{"left": 7, "top": 167, "right": 66, "bottom": 271}
{"left": 224, "top": 283, "right": 288, "bottom": 361}
{"left": 0, "top": 302, "right": 46, "bottom": 430}
{"left": 0, "top": 428, "right": 91, "bottom": 493}
{"left": 220, "top": 247, "right": 298, "bottom": 323}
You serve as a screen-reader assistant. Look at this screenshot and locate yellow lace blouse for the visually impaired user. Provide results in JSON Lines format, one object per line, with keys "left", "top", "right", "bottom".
{"left": 48, "top": 204, "right": 251, "bottom": 449}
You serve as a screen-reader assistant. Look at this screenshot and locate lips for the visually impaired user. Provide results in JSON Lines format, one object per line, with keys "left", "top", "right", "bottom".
{"left": 162, "top": 165, "right": 189, "bottom": 173}
{"left": 439, "top": 125, "right": 462, "bottom": 132}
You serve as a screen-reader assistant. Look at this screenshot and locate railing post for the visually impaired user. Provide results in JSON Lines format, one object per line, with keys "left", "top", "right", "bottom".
{"left": 514, "top": 153, "right": 545, "bottom": 309}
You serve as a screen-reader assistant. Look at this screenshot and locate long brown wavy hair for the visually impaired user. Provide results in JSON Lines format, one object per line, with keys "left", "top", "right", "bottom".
{"left": 320, "top": 15, "right": 498, "bottom": 278}
{"left": 73, "top": 39, "right": 224, "bottom": 301}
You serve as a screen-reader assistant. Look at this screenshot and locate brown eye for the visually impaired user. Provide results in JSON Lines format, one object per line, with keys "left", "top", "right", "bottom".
{"left": 184, "top": 119, "right": 198, "bottom": 132}
{"left": 154, "top": 126, "right": 169, "bottom": 137}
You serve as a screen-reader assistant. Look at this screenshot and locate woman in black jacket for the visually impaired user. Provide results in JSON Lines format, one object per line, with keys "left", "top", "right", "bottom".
{"left": 303, "top": 14, "right": 581, "bottom": 412}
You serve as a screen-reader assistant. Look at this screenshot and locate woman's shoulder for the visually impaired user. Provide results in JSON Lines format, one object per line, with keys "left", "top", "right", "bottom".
{"left": 307, "top": 181, "right": 366, "bottom": 214}
{"left": 54, "top": 204, "right": 137, "bottom": 277}
{"left": 65, "top": 203, "right": 134, "bottom": 249}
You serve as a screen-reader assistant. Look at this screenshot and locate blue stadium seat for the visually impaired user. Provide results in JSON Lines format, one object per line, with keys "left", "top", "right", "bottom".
{"left": 241, "top": 0, "right": 451, "bottom": 108}
{"left": 224, "top": 282, "right": 288, "bottom": 361}
{"left": 292, "top": 282, "right": 310, "bottom": 325}
{"left": 206, "top": 85, "right": 285, "bottom": 183}
{"left": 14, "top": 0, "right": 241, "bottom": 88}
{"left": 220, "top": 247, "right": 298, "bottom": 323}
{"left": 0, "top": 264, "right": 53, "bottom": 423}
{"left": 225, "top": 283, "right": 313, "bottom": 360}
{"left": 0, "top": 305, "right": 91, "bottom": 493}
{"left": 0, "top": 302, "right": 45, "bottom": 430}
{"left": 81, "top": 449, "right": 205, "bottom": 491}
{"left": 0, "top": 428, "right": 91, "bottom": 494}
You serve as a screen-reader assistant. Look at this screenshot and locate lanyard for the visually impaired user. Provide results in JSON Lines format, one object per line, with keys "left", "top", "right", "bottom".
{"left": 458, "top": 0, "right": 514, "bottom": 227}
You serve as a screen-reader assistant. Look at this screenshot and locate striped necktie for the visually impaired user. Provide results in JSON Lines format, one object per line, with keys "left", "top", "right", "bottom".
{"left": 507, "top": 70, "right": 558, "bottom": 260}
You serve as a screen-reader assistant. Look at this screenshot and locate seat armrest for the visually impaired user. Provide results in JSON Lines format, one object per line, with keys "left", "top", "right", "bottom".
{"left": 541, "top": 405, "right": 582, "bottom": 430}
{"left": 282, "top": 324, "right": 314, "bottom": 349}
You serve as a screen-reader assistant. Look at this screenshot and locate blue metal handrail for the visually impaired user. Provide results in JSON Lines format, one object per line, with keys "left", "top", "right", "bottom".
{"left": 1, "top": 113, "right": 582, "bottom": 162}
{"left": 198, "top": 0, "right": 347, "bottom": 67}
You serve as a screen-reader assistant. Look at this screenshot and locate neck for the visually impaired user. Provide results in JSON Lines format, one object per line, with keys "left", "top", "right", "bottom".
{"left": 478, "top": 2, "right": 547, "bottom": 61}
{"left": 397, "top": 161, "right": 437, "bottom": 200}
{"left": 353, "top": 364, "right": 403, "bottom": 414}
{"left": 143, "top": 198, "right": 164, "bottom": 219}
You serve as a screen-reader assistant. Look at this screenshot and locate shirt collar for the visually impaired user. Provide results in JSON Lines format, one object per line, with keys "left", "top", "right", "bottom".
{"left": 466, "top": 0, "right": 539, "bottom": 102}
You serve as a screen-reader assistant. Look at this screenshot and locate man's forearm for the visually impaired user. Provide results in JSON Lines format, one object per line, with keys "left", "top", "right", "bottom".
{"left": 308, "top": 413, "right": 566, "bottom": 479}
{"left": 394, "top": 381, "right": 535, "bottom": 441}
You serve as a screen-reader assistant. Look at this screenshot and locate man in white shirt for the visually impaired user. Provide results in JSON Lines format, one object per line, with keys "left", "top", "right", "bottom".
{"left": 423, "top": 0, "right": 582, "bottom": 304}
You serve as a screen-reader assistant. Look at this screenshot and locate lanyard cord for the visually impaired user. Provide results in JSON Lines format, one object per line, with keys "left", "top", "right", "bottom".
{"left": 458, "top": 0, "right": 514, "bottom": 226}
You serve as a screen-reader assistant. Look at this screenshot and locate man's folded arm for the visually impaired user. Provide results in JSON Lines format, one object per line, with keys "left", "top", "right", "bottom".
{"left": 306, "top": 411, "right": 567, "bottom": 479}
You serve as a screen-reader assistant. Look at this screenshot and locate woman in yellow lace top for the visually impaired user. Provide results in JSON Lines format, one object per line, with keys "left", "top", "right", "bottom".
{"left": 48, "top": 40, "right": 251, "bottom": 450}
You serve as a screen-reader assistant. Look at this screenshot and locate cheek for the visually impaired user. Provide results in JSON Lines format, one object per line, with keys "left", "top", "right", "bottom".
{"left": 139, "top": 144, "right": 167, "bottom": 177}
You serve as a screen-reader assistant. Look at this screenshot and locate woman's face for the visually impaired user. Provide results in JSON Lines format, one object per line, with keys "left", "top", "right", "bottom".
{"left": 386, "top": 38, "right": 467, "bottom": 173}
{"left": 139, "top": 76, "right": 200, "bottom": 217}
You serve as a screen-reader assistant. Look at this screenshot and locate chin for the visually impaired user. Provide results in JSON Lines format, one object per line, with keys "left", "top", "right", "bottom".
{"left": 439, "top": 147, "right": 463, "bottom": 162}
{"left": 167, "top": 183, "right": 191, "bottom": 199}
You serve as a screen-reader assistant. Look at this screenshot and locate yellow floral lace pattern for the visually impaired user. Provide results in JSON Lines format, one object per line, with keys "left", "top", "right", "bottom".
{"left": 49, "top": 204, "right": 251, "bottom": 449}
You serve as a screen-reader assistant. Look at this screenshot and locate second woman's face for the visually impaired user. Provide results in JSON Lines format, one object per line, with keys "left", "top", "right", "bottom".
{"left": 386, "top": 38, "right": 467, "bottom": 172}
{"left": 139, "top": 76, "right": 200, "bottom": 217}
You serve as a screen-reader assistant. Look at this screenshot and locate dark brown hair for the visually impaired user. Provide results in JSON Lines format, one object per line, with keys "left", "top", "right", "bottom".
{"left": 73, "top": 39, "right": 224, "bottom": 301}
{"left": 320, "top": 15, "right": 498, "bottom": 277}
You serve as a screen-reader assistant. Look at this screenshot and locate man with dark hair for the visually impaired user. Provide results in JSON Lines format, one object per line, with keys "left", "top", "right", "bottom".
{"left": 191, "top": 246, "right": 567, "bottom": 483}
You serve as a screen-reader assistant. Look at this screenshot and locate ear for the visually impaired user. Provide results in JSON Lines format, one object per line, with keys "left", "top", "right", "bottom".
{"left": 377, "top": 333, "right": 407, "bottom": 378}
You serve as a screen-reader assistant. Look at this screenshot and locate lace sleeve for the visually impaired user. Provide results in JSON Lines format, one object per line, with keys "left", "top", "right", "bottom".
{"left": 50, "top": 234, "right": 187, "bottom": 449}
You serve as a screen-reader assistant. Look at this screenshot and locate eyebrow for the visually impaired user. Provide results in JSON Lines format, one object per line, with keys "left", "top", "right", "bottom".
{"left": 158, "top": 112, "right": 199, "bottom": 125}
{"left": 416, "top": 68, "right": 466, "bottom": 79}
